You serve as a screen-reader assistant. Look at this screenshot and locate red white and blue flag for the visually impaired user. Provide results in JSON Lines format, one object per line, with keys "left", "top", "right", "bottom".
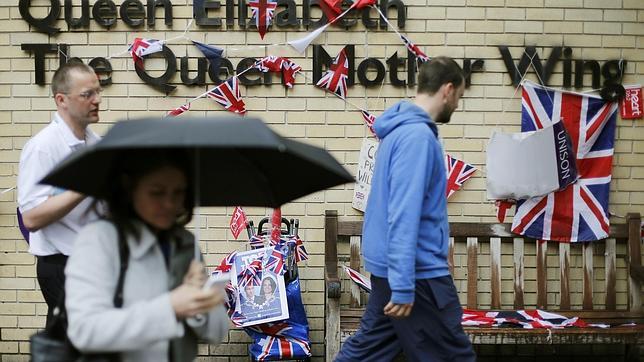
{"left": 207, "top": 77, "right": 247, "bottom": 115}
{"left": 281, "top": 59, "right": 302, "bottom": 88}
{"left": 360, "top": 110, "right": 378, "bottom": 138}
{"left": 287, "top": 236, "right": 309, "bottom": 263}
{"left": 262, "top": 246, "right": 286, "bottom": 276}
{"left": 249, "top": 322, "right": 311, "bottom": 361}
{"left": 445, "top": 154, "right": 477, "bottom": 199}
{"left": 249, "top": 235, "right": 266, "bottom": 249}
{"left": 213, "top": 251, "right": 237, "bottom": 274}
{"left": 399, "top": 34, "right": 429, "bottom": 65}
{"left": 316, "top": 48, "right": 349, "bottom": 99}
{"left": 128, "top": 38, "right": 163, "bottom": 69}
{"left": 166, "top": 103, "right": 190, "bottom": 117}
{"left": 512, "top": 81, "right": 617, "bottom": 242}
{"left": 229, "top": 206, "right": 248, "bottom": 239}
{"left": 461, "top": 309, "right": 603, "bottom": 329}
{"left": 249, "top": 0, "right": 278, "bottom": 39}
{"left": 238, "top": 259, "right": 263, "bottom": 288}
{"left": 344, "top": 266, "right": 371, "bottom": 293}
{"left": 254, "top": 56, "right": 302, "bottom": 88}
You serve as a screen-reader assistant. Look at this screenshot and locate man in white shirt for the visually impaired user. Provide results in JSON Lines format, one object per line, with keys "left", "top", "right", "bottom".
{"left": 17, "top": 62, "right": 102, "bottom": 328}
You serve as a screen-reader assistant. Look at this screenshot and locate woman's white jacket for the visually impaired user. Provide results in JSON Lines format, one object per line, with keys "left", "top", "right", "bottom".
{"left": 65, "top": 220, "right": 229, "bottom": 362}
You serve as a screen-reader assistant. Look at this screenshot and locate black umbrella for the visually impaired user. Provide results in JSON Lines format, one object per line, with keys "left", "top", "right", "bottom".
{"left": 42, "top": 116, "right": 354, "bottom": 207}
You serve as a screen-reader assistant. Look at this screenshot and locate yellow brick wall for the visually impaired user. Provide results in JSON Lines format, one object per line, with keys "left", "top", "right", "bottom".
{"left": 1, "top": 0, "right": 643, "bottom": 360}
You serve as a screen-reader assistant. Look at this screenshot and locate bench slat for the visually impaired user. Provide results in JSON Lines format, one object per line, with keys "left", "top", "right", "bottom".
{"left": 627, "top": 213, "right": 642, "bottom": 313}
{"left": 349, "top": 235, "right": 362, "bottom": 308}
{"left": 490, "top": 237, "right": 501, "bottom": 309}
{"left": 513, "top": 238, "right": 524, "bottom": 310}
{"left": 605, "top": 238, "right": 616, "bottom": 311}
{"left": 467, "top": 237, "right": 478, "bottom": 309}
{"left": 583, "top": 242, "right": 594, "bottom": 310}
{"left": 536, "top": 240, "right": 548, "bottom": 309}
{"left": 559, "top": 243, "right": 571, "bottom": 310}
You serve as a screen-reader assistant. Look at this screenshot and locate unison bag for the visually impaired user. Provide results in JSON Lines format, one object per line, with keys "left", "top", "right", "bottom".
{"left": 486, "top": 121, "right": 578, "bottom": 200}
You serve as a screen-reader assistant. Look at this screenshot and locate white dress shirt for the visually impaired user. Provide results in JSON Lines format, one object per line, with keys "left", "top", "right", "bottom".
{"left": 17, "top": 113, "right": 100, "bottom": 256}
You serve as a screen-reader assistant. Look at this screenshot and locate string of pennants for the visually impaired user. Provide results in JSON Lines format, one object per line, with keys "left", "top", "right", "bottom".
{"left": 123, "top": 1, "right": 479, "bottom": 207}
{"left": 119, "top": 1, "right": 430, "bottom": 134}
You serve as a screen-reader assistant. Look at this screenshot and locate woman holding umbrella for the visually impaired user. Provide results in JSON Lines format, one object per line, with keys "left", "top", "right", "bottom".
{"left": 64, "top": 150, "right": 229, "bottom": 362}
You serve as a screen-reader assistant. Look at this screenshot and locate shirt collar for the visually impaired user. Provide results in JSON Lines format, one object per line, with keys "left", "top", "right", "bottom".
{"left": 53, "top": 112, "right": 99, "bottom": 149}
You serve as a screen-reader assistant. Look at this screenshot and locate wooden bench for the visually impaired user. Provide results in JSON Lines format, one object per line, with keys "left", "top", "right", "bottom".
{"left": 324, "top": 210, "right": 644, "bottom": 360}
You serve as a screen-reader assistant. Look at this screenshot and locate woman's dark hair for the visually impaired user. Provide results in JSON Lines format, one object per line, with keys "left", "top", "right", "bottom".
{"left": 101, "top": 149, "right": 194, "bottom": 240}
{"left": 261, "top": 277, "right": 277, "bottom": 296}
{"left": 417, "top": 56, "right": 465, "bottom": 95}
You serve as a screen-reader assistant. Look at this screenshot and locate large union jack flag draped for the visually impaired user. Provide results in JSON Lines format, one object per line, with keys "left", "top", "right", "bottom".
{"left": 512, "top": 81, "right": 617, "bottom": 242}
{"left": 461, "top": 309, "right": 603, "bottom": 329}
{"left": 128, "top": 38, "right": 163, "bottom": 69}
{"left": 248, "top": 0, "right": 278, "bottom": 39}
{"left": 247, "top": 314, "right": 311, "bottom": 360}
{"left": 316, "top": 48, "right": 349, "bottom": 99}
{"left": 207, "top": 77, "right": 247, "bottom": 114}
{"left": 445, "top": 154, "right": 477, "bottom": 199}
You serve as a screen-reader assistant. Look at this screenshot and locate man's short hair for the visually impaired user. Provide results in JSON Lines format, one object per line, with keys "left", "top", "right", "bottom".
{"left": 417, "top": 57, "right": 465, "bottom": 95}
{"left": 51, "top": 62, "right": 95, "bottom": 96}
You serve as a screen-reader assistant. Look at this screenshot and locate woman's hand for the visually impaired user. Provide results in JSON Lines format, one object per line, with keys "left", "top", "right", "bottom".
{"left": 169, "top": 284, "right": 225, "bottom": 319}
{"left": 183, "top": 260, "right": 206, "bottom": 288}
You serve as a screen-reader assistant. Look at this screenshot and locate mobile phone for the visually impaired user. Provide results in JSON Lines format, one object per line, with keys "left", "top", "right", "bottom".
{"left": 203, "top": 272, "right": 230, "bottom": 290}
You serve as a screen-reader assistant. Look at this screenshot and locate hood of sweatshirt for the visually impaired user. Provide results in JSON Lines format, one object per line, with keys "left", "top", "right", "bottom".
{"left": 374, "top": 101, "right": 438, "bottom": 139}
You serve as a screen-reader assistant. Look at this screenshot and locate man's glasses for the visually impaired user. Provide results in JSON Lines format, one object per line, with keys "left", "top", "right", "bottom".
{"left": 62, "top": 88, "right": 103, "bottom": 100}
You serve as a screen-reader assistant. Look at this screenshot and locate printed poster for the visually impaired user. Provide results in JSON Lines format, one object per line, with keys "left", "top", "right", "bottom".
{"left": 231, "top": 247, "right": 289, "bottom": 327}
{"left": 352, "top": 138, "right": 379, "bottom": 212}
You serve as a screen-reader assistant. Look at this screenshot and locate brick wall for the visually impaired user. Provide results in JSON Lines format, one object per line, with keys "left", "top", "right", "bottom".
{"left": 1, "top": 0, "right": 643, "bottom": 360}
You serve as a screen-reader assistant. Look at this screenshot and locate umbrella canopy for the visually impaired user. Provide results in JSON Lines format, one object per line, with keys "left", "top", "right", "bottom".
{"left": 42, "top": 116, "right": 353, "bottom": 207}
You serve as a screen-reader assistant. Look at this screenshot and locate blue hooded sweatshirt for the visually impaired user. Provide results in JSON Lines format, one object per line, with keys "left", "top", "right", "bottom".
{"left": 362, "top": 101, "right": 450, "bottom": 305}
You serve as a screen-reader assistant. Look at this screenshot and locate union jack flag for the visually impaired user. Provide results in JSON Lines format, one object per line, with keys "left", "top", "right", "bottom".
{"left": 287, "top": 236, "right": 309, "bottom": 263}
{"left": 445, "top": 154, "right": 477, "bottom": 199}
{"left": 281, "top": 59, "right": 301, "bottom": 88}
{"left": 461, "top": 309, "right": 598, "bottom": 329}
{"left": 249, "top": 234, "right": 266, "bottom": 249}
{"left": 360, "top": 110, "right": 378, "bottom": 138}
{"left": 224, "top": 283, "right": 238, "bottom": 313}
{"left": 399, "top": 34, "right": 429, "bottom": 65}
{"left": 238, "top": 259, "right": 263, "bottom": 288}
{"left": 128, "top": 38, "right": 163, "bottom": 68}
{"left": 262, "top": 246, "right": 286, "bottom": 276}
{"left": 249, "top": 0, "right": 278, "bottom": 39}
{"left": 230, "top": 310, "right": 246, "bottom": 327}
{"left": 249, "top": 322, "right": 311, "bottom": 361}
{"left": 316, "top": 48, "right": 349, "bottom": 99}
{"left": 207, "top": 77, "right": 247, "bottom": 114}
{"left": 512, "top": 81, "right": 617, "bottom": 242}
{"left": 344, "top": 266, "right": 372, "bottom": 293}
{"left": 213, "top": 251, "right": 237, "bottom": 274}
{"left": 166, "top": 103, "right": 190, "bottom": 117}
{"left": 255, "top": 56, "right": 285, "bottom": 73}
{"left": 254, "top": 56, "right": 302, "bottom": 88}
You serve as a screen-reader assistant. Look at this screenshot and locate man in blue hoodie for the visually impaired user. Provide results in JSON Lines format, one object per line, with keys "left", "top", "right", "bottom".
{"left": 336, "top": 57, "right": 475, "bottom": 361}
